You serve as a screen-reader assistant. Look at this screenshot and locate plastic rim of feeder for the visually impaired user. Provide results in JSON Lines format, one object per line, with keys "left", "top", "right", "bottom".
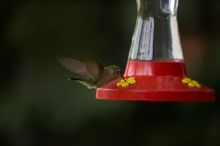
{"left": 96, "top": 60, "right": 214, "bottom": 102}
{"left": 96, "top": 0, "right": 215, "bottom": 102}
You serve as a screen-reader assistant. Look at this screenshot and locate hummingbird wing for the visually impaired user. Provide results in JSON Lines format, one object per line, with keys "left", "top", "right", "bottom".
{"left": 57, "top": 56, "right": 104, "bottom": 84}
{"left": 85, "top": 59, "right": 105, "bottom": 79}
{"left": 57, "top": 56, "right": 89, "bottom": 75}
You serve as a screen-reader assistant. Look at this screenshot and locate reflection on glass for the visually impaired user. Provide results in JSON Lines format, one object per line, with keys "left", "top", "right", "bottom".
{"left": 129, "top": 0, "right": 183, "bottom": 61}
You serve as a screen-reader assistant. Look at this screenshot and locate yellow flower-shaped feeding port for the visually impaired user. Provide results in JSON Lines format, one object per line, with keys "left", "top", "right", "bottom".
{"left": 181, "top": 77, "right": 201, "bottom": 88}
{"left": 117, "top": 77, "right": 137, "bottom": 88}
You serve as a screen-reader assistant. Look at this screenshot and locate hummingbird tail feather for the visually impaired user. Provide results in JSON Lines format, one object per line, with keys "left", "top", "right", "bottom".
{"left": 68, "top": 77, "right": 80, "bottom": 81}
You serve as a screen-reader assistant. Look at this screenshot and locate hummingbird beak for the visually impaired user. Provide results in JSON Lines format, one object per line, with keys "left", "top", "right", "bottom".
{"left": 119, "top": 71, "right": 126, "bottom": 82}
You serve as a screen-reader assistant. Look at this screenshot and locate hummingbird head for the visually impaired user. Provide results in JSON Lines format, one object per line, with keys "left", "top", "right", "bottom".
{"left": 107, "top": 65, "right": 125, "bottom": 79}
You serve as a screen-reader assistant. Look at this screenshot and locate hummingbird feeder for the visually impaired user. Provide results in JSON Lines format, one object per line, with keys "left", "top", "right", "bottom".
{"left": 96, "top": 0, "right": 215, "bottom": 102}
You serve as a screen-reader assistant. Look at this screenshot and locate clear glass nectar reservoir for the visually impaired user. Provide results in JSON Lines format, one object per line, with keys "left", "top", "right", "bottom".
{"left": 129, "top": 0, "right": 183, "bottom": 60}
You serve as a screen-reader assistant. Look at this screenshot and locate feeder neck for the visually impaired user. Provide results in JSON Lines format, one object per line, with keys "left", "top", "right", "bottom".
{"left": 129, "top": 0, "right": 183, "bottom": 61}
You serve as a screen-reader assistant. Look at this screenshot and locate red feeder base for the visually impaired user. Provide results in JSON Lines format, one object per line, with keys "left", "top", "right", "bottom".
{"left": 96, "top": 60, "right": 215, "bottom": 102}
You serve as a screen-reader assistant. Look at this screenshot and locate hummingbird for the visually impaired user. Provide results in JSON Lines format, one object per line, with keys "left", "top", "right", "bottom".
{"left": 57, "top": 56, "right": 125, "bottom": 89}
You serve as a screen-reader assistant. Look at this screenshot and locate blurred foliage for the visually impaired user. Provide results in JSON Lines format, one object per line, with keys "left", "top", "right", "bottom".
{"left": 0, "top": 0, "right": 220, "bottom": 146}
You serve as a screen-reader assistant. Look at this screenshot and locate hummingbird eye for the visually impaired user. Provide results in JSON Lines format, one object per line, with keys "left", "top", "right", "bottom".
{"left": 113, "top": 69, "right": 121, "bottom": 75}
{"left": 117, "top": 69, "right": 121, "bottom": 73}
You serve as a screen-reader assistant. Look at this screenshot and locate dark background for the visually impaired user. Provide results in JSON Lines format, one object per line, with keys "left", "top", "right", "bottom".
{"left": 0, "top": 0, "right": 220, "bottom": 146}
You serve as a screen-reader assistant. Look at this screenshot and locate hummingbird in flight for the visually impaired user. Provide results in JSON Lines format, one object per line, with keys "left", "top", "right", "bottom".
{"left": 57, "top": 56, "right": 125, "bottom": 89}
